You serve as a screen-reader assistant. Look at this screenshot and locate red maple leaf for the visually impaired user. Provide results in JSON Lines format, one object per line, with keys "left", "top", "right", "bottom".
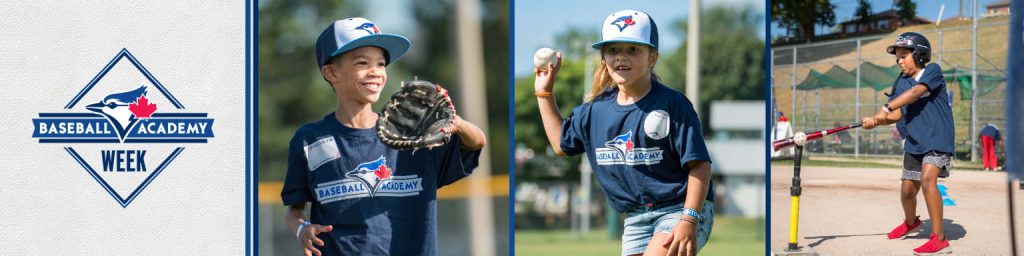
{"left": 625, "top": 138, "right": 634, "bottom": 151}
{"left": 129, "top": 95, "right": 157, "bottom": 118}
{"left": 625, "top": 18, "right": 635, "bottom": 26}
{"left": 375, "top": 165, "right": 391, "bottom": 180}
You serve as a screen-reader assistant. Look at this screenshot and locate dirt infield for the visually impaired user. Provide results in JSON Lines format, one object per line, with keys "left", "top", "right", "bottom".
{"left": 771, "top": 164, "right": 1013, "bottom": 255}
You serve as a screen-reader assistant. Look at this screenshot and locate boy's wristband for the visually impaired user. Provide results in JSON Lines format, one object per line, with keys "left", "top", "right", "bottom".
{"left": 296, "top": 221, "right": 311, "bottom": 240}
{"left": 882, "top": 103, "right": 893, "bottom": 113}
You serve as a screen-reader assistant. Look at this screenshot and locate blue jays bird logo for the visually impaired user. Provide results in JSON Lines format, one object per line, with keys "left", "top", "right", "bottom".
{"left": 605, "top": 130, "right": 635, "bottom": 155}
{"left": 345, "top": 156, "right": 393, "bottom": 197}
{"left": 356, "top": 22, "right": 380, "bottom": 35}
{"left": 611, "top": 15, "right": 636, "bottom": 32}
{"left": 85, "top": 85, "right": 156, "bottom": 142}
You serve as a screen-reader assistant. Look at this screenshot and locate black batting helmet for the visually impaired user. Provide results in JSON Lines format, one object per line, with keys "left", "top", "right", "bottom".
{"left": 886, "top": 32, "right": 932, "bottom": 65}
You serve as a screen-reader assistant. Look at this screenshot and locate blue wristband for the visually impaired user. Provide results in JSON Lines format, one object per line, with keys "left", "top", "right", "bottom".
{"left": 682, "top": 207, "right": 703, "bottom": 221}
{"left": 296, "top": 221, "right": 311, "bottom": 240}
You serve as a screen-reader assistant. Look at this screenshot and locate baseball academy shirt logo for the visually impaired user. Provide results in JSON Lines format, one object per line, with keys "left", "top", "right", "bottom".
{"left": 315, "top": 155, "right": 423, "bottom": 204}
{"left": 611, "top": 15, "right": 636, "bottom": 32}
{"left": 31, "top": 48, "right": 214, "bottom": 208}
{"left": 595, "top": 130, "right": 664, "bottom": 165}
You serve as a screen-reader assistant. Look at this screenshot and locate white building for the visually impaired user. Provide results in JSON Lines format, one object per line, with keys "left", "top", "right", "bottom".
{"left": 707, "top": 101, "right": 766, "bottom": 218}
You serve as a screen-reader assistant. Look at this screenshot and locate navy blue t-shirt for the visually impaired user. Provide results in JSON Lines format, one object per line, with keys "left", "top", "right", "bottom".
{"left": 561, "top": 80, "right": 714, "bottom": 213}
{"left": 981, "top": 124, "right": 1001, "bottom": 141}
{"left": 889, "top": 63, "right": 955, "bottom": 154}
{"left": 281, "top": 113, "right": 481, "bottom": 256}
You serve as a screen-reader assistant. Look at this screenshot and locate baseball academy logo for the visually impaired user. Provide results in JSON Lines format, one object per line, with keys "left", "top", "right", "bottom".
{"left": 314, "top": 155, "right": 423, "bottom": 204}
{"left": 611, "top": 15, "right": 636, "bottom": 32}
{"left": 595, "top": 130, "right": 664, "bottom": 165}
{"left": 31, "top": 49, "right": 214, "bottom": 208}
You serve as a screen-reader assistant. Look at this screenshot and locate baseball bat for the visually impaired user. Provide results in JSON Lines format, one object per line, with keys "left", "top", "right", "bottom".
{"left": 772, "top": 122, "right": 863, "bottom": 151}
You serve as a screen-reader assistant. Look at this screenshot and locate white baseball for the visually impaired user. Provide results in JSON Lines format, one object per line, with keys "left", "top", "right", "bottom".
{"left": 534, "top": 48, "right": 559, "bottom": 70}
{"left": 793, "top": 132, "right": 808, "bottom": 146}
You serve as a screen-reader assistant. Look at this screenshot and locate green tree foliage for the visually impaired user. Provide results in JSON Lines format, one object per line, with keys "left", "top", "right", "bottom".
{"left": 771, "top": 0, "right": 836, "bottom": 43}
{"left": 895, "top": 0, "right": 917, "bottom": 26}
{"left": 661, "top": 5, "right": 766, "bottom": 134}
{"left": 855, "top": 0, "right": 873, "bottom": 33}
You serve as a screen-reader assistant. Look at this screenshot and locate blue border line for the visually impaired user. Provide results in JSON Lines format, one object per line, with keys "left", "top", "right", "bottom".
{"left": 508, "top": 1, "right": 516, "bottom": 255}
{"left": 764, "top": 0, "right": 772, "bottom": 253}
{"left": 247, "top": 0, "right": 254, "bottom": 254}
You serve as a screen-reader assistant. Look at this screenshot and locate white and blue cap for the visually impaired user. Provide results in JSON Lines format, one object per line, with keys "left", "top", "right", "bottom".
{"left": 315, "top": 17, "right": 411, "bottom": 68}
{"left": 591, "top": 10, "right": 659, "bottom": 50}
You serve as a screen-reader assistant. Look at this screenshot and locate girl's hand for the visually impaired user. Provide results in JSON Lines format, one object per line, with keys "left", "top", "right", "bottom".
{"left": 662, "top": 217, "right": 699, "bottom": 256}
{"left": 534, "top": 52, "right": 563, "bottom": 93}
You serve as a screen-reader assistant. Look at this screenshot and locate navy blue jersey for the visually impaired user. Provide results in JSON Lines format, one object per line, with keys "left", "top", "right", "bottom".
{"left": 281, "top": 113, "right": 481, "bottom": 256}
{"left": 889, "top": 63, "right": 955, "bottom": 154}
{"left": 981, "top": 124, "right": 1001, "bottom": 141}
{"left": 560, "top": 80, "right": 714, "bottom": 213}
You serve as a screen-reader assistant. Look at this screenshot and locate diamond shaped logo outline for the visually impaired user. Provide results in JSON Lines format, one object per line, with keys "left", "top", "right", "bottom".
{"left": 65, "top": 48, "right": 184, "bottom": 110}
{"left": 65, "top": 147, "right": 184, "bottom": 208}
{"left": 31, "top": 48, "right": 213, "bottom": 208}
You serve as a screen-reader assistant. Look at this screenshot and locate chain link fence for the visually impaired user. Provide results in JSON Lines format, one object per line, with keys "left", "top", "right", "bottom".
{"left": 771, "top": 19, "right": 1008, "bottom": 160}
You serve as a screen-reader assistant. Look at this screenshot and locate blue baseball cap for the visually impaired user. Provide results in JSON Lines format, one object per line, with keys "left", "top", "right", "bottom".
{"left": 591, "top": 10, "right": 659, "bottom": 50}
{"left": 315, "top": 17, "right": 411, "bottom": 68}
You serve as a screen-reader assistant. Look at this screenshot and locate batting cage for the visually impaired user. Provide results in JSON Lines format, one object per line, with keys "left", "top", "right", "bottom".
{"left": 771, "top": 18, "right": 1009, "bottom": 161}
{"left": 770, "top": 10, "right": 1014, "bottom": 255}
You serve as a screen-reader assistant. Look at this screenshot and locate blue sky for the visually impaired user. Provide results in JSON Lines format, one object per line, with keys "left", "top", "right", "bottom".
{"left": 770, "top": 0, "right": 1001, "bottom": 39}
{"left": 514, "top": 0, "right": 766, "bottom": 76}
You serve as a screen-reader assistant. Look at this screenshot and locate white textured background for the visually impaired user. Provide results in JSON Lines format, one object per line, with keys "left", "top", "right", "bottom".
{"left": 0, "top": 1, "right": 249, "bottom": 254}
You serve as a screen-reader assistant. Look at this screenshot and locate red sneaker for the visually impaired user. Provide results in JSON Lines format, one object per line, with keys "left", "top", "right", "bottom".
{"left": 913, "top": 234, "right": 951, "bottom": 255}
{"left": 887, "top": 216, "right": 922, "bottom": 239}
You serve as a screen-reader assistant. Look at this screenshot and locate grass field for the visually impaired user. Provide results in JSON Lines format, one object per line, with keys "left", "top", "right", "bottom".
{"left": 515, "top": 216, "right": 764, "bottom": 256}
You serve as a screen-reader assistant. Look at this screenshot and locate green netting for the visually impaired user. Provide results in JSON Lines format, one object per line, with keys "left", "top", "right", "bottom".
{"left": 797, "top": 63, "right": 1006, "bottom": 99}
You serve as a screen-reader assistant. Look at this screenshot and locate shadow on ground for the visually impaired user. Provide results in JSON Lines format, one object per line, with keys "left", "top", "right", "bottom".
{"left": 801, "top": 218, "right": 965, "bottom": 248}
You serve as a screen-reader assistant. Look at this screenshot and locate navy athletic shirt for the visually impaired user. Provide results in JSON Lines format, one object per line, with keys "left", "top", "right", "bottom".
{"left": 980, "top": 124, "right": 1001, "bottom": 141}
{"left": 560, "top": 79, "right": 714, "bottom": 213}
{"left": 889, "top": 63, "right": 955, "bottom": 155}
{"left": 281, "top": 113, "right": 481, "bottom": 256}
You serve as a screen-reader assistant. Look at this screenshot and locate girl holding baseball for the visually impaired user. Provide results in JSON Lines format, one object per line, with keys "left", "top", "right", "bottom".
{"left": 861, "top": 32, "right": 954, "bottom": 255}
{"left": 534, "top": 10, "right": 713, "bottom": 256}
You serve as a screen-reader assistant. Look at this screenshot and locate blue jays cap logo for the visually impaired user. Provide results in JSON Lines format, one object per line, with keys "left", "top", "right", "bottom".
{"left": 355, "top": 22, "right": 380, "bottom": 35}
{"left": 611, "top": 15, "right": 636, "bottom": 32}
{"left": 345, "top": 155, "right": 392, "bottom": 197}
{"left": 30, "top": 49, "right": 214, "bottom": 208}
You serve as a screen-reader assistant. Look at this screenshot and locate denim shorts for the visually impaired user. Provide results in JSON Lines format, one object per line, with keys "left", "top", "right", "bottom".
{"left": 902, "top": 151, "right": 952, "bottom": 181}
{"left": 620, "top": 201, "right": 714, "bottom": 256}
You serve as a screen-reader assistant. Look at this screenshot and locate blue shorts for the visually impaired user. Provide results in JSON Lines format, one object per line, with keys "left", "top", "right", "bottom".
{"left": 621, "top": 201, "right": 714, "bottom": 256}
